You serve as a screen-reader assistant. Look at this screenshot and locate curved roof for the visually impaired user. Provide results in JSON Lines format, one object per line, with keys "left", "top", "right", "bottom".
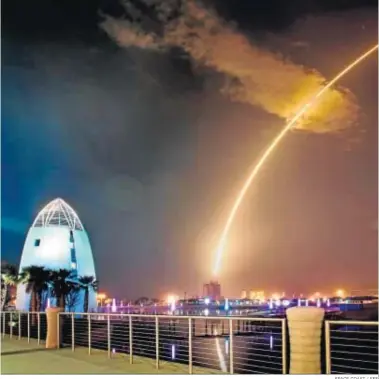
{"left": 32, "top": 198, "right": 84, "bottom": 231}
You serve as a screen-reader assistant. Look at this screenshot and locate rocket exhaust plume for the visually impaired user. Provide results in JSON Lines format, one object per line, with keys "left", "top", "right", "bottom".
{"left": 100, "top": 1, "right": 375, "bottom": 274}
{"left": 101, "top": 0, "right": 360, "bottom": 133}
{"left": 212, "top": 44, "right": 378, "bottom": 276}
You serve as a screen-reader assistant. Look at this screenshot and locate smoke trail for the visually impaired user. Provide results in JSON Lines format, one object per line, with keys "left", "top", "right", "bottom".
{"left": 101, "top": 0, "right": 360, "bottom": 132}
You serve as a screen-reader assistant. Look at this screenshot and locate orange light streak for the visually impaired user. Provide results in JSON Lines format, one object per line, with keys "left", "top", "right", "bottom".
{"left": 213, "top": 44, "right": 378, "bottom": 276}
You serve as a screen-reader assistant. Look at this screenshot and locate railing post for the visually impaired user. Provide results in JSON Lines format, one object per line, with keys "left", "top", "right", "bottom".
{"left": 229, "top": 319, "right": 234, "bottom": 374}
{"left": 37, "top": 313, "right": 41, "bottom": 345}
{"left": 18, "top": 312, "right": 21, "bottom": 340}
{"left": 107, "top": 315, "right": 111, "bottom": 358}
{"left": 155, "top": 316, "right": 159, "bottom": 369}
{"left": 88, "top": 314, "right": 92, "bottom": 355}
{"left": 27, "top": 313, "right": 30, "bottom": 343}
{"left": 282, "top": 318, "right": 287, "bottom": 374}
{"left": 71, "top": 313, "right": 75, "bottom": 351}
{"left": 2, "top": 312, "right": 5, "bottom": 338}
{"left": 46, "top": 308, "right": 62, "bottom": 349}
{"left": 325, "top": 321, "right": 331, "bottom": 374}
{"left": 129, "top": 315, "right": 133, "bottom": 364}
{"left": 57, "top": 313, "right": 60, "bottom": 349}
{"left": 188, "top": 318, "right": 193, "bottom": 374}
{"left": 10, "top": 312, "right": 13, "bottom": 339}
{"left": 286, "top": 307, "right": 324, "bottom": 374}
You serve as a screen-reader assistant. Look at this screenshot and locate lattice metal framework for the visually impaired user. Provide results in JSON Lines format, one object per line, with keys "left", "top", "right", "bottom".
{"left": 32, "top": 198, "right": 84, "bottom": 231}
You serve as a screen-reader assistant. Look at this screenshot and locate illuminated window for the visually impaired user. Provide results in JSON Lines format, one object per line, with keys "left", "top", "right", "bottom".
{"left": 34, "top": 239, "right": 41, "bottom": 247}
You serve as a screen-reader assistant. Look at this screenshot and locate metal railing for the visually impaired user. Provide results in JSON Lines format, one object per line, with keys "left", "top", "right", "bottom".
{"left": 1, "top": 311, "right": 47, "bottom": 344}
{"left": 2, "top": 311, "right": 379, "bottom": 375}
{"left": 1, "top": 311, "right": 286, "bottom": 374}
{"left": 325, "top": 320, "right": 379, "bottom": 375}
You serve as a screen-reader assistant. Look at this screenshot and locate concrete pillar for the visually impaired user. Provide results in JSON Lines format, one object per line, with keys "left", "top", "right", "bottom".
{"left": 286, "top": 306, "right": 325, "bottom": 374}
{"left": 46, "top": 307, "right": 63, "bottom": 349}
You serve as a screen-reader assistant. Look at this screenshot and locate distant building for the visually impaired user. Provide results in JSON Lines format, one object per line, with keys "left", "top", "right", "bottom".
{"left": 203, "top": 281, "right": 221, "bottom": 300}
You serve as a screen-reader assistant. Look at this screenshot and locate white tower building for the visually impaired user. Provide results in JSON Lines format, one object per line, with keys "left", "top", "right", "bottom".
{"left": 16, "top": 198, "right": 97, "bottom": 312}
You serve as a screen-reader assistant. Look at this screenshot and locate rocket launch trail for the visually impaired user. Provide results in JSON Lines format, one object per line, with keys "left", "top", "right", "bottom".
{"left": 213, "top": 44, "right": 378, "bottom": 277}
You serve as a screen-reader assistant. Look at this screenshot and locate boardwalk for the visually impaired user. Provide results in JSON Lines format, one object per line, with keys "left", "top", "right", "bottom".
{"left": 1, "top": 339, "right": 221, "bottom": 374}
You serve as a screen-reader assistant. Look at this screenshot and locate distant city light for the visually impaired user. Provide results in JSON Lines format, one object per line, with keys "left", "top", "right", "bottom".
{"left": 336, "top": 289, "right": 345, "bottom": 298}
{"left": 269, "top": 299, "right": 274, "bottom": 309}
{"left": 111, "top": 298, "right": 117, "bottom": 312}
{"left": 316, "top": 298, "right": 321, "bottom": 307}
{"left": 297, "top": 298, "right": 301, "bottom": 307}
{"left": 282, "top": 300, "right": 290, "bottom": 307}
{"left": 275, "top": 299, "right": 281, "bottom": 307}
{"left": 171, "top": 344, "right": 176, "bottom": 360}
{"left": 204, "top": 297, "right": 210, "bottom": 305}
{"left": 167, "top": 294, "right": 178, "bottom": 304}
{"left": 224, "top": 298, "right": 229, "bottom": 311}
{"left": 204, "top": 308, "right": 210, "bottom": 316}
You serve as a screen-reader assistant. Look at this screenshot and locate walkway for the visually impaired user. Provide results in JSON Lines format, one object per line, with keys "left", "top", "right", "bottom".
{"left": 1, "top": 338, "right": 220, "bottom": 374}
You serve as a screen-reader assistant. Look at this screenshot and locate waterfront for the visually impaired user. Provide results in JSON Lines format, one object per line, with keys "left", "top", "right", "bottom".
{"left": 2, "top": 311, "right": 378, "bottom": 375}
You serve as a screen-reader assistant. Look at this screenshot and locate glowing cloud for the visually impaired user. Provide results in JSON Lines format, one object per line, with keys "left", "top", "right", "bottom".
{"left": 212, "top": 45, "right": 378, "bottom": 275}
{"left": 101, "top": 0, "right": 360, "bottom": 132}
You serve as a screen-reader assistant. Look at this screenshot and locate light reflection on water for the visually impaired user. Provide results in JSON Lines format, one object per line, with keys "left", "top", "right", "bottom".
{"left": 215, "top": 338, "right": 227, "bottom": 372}
{"left": 162, "top": 332, "right": 276, "bottom": 373}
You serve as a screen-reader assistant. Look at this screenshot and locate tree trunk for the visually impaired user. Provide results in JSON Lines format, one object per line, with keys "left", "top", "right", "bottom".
{"left": 84, "top": 288, "right": 89, "bottom": 313}
{"left": 30, "top": 291, "right": 37, "bottom": 326}
{"left": 1, "top": 284, "right": 8, "bottom": 311}
{"left": 60, "top": 294, "right": 65, "bottom": 311}
{"left": 36, "top": 292, "right": 41, "bottom": 312}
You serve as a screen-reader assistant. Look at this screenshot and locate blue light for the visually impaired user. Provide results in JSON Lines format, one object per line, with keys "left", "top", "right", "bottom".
{"left": 224, "top": 298, "right": 229, "bottom": 311}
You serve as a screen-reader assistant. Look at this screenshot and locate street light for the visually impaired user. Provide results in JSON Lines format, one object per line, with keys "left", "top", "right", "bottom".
{"left": 97, "top": 293, "right": 107, "bottom": 307}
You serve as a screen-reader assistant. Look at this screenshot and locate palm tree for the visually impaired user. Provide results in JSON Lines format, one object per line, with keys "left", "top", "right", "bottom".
{"left": 79, "top": 276, "right": 98, "bottom": 312}
{"left": 20, "top": 265, "right": 50, "bottom": 312}
{"left": 1, "top": 264, "right": 19, "bottom": 310}
{"left": 49, "top": 269, "right": 75, "bottom": 310}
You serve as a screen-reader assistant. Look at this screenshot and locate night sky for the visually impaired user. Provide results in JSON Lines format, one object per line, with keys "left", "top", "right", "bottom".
{"left": 2, "top": 0, "right": 378, "bottom": 299}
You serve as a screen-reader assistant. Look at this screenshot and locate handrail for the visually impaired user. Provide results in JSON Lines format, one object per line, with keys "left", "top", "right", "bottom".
{"left": 58, "top": 311, "right": 283, "bottom": 322}
{"left": 327, "top": 320, "right": 379, "bottom": 326}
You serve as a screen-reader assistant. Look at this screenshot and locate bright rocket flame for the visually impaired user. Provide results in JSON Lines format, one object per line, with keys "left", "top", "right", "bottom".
{"left": 213, "top": 44, "right": 378, "bottom": 276}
